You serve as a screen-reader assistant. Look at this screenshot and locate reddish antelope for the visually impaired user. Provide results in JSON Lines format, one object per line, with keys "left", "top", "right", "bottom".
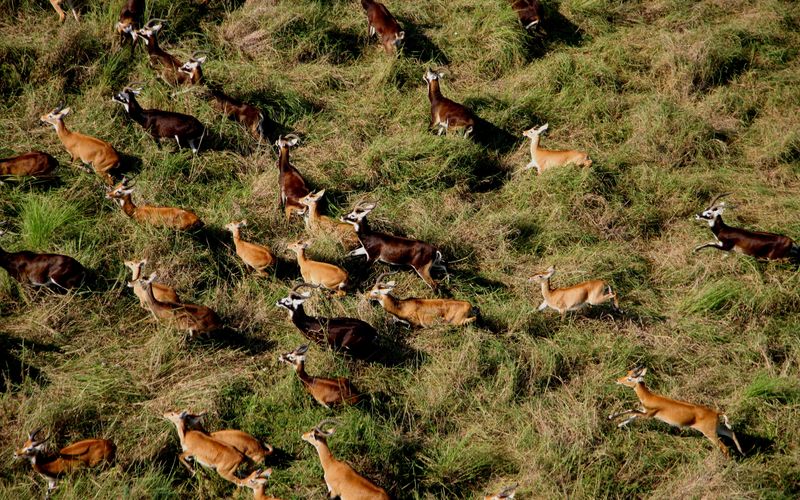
{"left": 510, "top": 0, "right": 543, "bottom": 29}
{"left": 117, "top": 0, "right": 145, "bottom": 44}
{"left": 207, "top": 88, "right": 266, "bottom": 141}
{"left": 49, "top": 0, "right": 78, "bottom": 22}
{"left": 177, "top": 53, "right": 207, "bottom": 85}
{"left": 485, "top": 484, "right": 518, "bottom": 500}
{"left": 136, "top": 20, "right": 198, "bottom": 86}
{"left": 279, "top": 345, "right": 360, "bottom": 407}
{"left": 106, "top": 178, "right": 203, "bottom": 230}
{"left": 137, "top": 273, "right": 222, "bottom": 338}
{"left": 528, "top": 266, "right": 619, "bottom": 317}
{"left": 694, "top": 193, "right": 800, "bottom": 261}
{"left": 180, "top": 412, "right": 274, "bottom": 464}
{"left": 340, "top": 202, "right": 445, "bottom": 289}
{"left": 361, "top": 0, "right": 404, "bottom": 52}
{"left": 14, "top": 429, "right": 115, "bottom": 497}
{"left": 0, "top": 152, "right": 58, "bottom": 178}
{"left": 286, "top": 240, "right": 349, "bottom": 296}
{"left": 0, "top": 230, "right": 86, "bottom": 289}
{"left": 423, "top": 69, "right": 476, "bottom": 138}
{"left": 609, "top": 367, "right": 744, "bottom": 458}
{"left": 124, "top": 258, "right": 180, "bottom": 308}
{"left": 243, "top": 469, "right": 283, "bottom": 500}
{"left": 275, "top": 134, "right": 311, "bottom": 219}
{"left": 302, "top": 420, "right": 390, "bottom": 500}
{"left": 520, "top": 124, "right": 592, "bottom": 175}
{"left": 224, "top": 220, "right": 275, "bottom": 275}
{"left": 299, "top": 190, "right": 359, "bottom": 248}
{"left": 41, "top": 105, "right": 120, "bottom": 185}
{"left": 369, "top": 271, "right": 477, "bottom": 327}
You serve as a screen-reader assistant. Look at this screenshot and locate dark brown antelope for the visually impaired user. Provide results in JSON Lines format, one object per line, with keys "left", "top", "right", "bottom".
{"left": 117, "top": 0, "right": 145, "bottom": 44}
{"left": 0, "top": 152, "right": 58, "bottom": 177}
{"left": 361, "top": 0, "right": 404, "bottom": 52}
{"left": 694, "top": 193, "right": 799, "bottom": 261}
{"left": 423, "top": 68, "right": 476, "bottom": 138}
{"left": 0, "top": 230, "right": 86, "bottom": 290}
{"left": 207, "top": 88, "right": 266, "bottom": 141}
{"left": 176, "top": 53, "right": 207, "bottom": 85}
{"left": 279, "top": 345, "right": 360, "bottom": 407}
{"left": 275, "top": 134, "right": 311, "bottom": 219}
{"left": 510, "top": 0, "right": 543, "bottom": 29}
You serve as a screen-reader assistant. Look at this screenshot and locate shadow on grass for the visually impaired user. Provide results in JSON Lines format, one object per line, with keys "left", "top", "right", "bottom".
{"left": 200, "top": 327, "right": 276, "bottom": 355}
{"left": 736, "top": 432, "right": 776, "bottom": 457}
{"left": 524, "top": 6, "right": 585, "bottom": 59}
{"left": 397, "top": 18, "right": 449, "bottom": 65}
{"left": 0, "top": 333, "right": 58, "bottom": 390}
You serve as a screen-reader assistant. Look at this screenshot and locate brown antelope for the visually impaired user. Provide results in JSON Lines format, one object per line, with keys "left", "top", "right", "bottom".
{"left": 41, "top": 105, "right": 120, "bottom": 185}
{"left": 298, "top": 190, "right": 359, "bottom": 248}
{"left": 286, "top": 241, "right": 349, "bottom": 296}
{"left": 279, "top": 345, "right": 360, "bottom": 407}
{"left": 163, "top": 410, "right": 249, "bottom": 486}
{"left": 49, "top": 0, "right": 79, "bottom": 22}
{"left": 224, "top": 220, "right": 274, "bottom": 275}
{"left": 368, "top": 272, "right": 477, "bottom": 327}
{"left": 243, "top": 469, "right": 283, "bottom": 500}
{"left": 520, "top": 124, "right": 592, "bottom": 175}
{"left": 275, "top": 134, "right": 310, "bottom": 219}
{"left": 180, "top": 412, "right": 274, "bottom": 464}
{"left": 117, "top": 0, "right": 145, "bottom": 43}
{"left": 207, "top": 88, "right": 266, "bottom": 141}
{"left": 106, "top": 178, "right": 203, "bottom": 230}
{"left": 177, "top": 53, "right": 207, "bottom": 85}
{"left": 361, "top": 0, "right": 404, "bottom": 52}
{"left": 485, "top": 484, "right": 518, "bottom": 500}
{"left": 423, "top": 69, "right": 476, "bottom": 138}
{"left": 14, "top": 428, "right": 115, "bottom": 497}
{"left": 124, "top": 258, "right": 180, "bottom": 308}
{"left": 694, "top": 193, "right": 800, "bottom": 261}
{"left": 302, "top": 420, "right": 390, "bottom": 500}
{"left": 510, "top": 0, "right": 543, "bottom": 29}
{"left": 609, "top": 367, "right": 744, "bottom": 458}
{"left": 137, "top": 273, "right": 222, "bottom": 337}
{"left": 136, "top": 20, "right": 195, "bottom": 86}
{"left": 0, "top": 152, "right": 58, "bottom": 177}
{"left": 528, "top": 266, "right": 619, "bottom": 317}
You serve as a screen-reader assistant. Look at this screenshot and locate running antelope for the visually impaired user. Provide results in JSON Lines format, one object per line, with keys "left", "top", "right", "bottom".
{"left": 224, "top": 220, "right": 275, "bottom": 275}
{"left": 124, "top": 258, "right": 180, "bottom": 308}
{"left": 0, "top": 230, "right": 86, "bottom": 290}
{"left": 14, "top": 429, "right": 115, "bottom": 498}
{"left": 49, "top": 0, "right": 78, "bottom": 22}
{"left": 207, "top": 88, "right": 266, "bottom": 141}
{"left": 361, "top": 0, "right": 404, "bottom": 52}
{"left": 180, "top": 412, "right": 274, "bottom": 464}
{"left": 423, "top": 69, "right": 476, "bottom": 138}
{"left": 275, "top": 134, "right": 310, "bottom": 219}
{"left": 243, "top": 469, "right": 283, "bottom": 500}
{"left": 485, "top": 484, "right": 518, "bottom": 500}
{"left": 279, "top": 345, "right": 360, "bottom": 407}
{"left": 0, "top": 152, "right": 58, "bottom": 178}
{"left": 302, "top": 420, "right": 390, "bottom": 500}
{"left": 286, "top": 240, "right": 349, "bottom": 296}
{"left": 520, "top": 124, "right": 592, "bottom": 174}
{"left": 609, "top": 367, "right": 744, "bottom": 458}
{"left": 117, "top": 0, "right": 145, "bottom": 44}
{"left": 369, "top": 271, "right": 477, "bottom": 327}
{"left": 106, "top": 179, "right": 203, "bottom": 230}
{"left": 341, "top": 202, "right": 445, "bottom": 289}
{"left": 694, "top": 193, "right": 800, "bottom": 261}
{"left": 510, "top": 0, "right": 543, "bottom": 29}
{"left": 41, "top": 105, "right": 120, "bottom": 185}
{"left": 528, "top": 266, "right": 619, "bottom": 316}
{"left": 137, "top": 274, "right": 222, "bottom": 337}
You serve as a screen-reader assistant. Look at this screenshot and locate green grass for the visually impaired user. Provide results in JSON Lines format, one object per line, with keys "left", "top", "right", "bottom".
{"left": 1, "top": 0, "right": 800, "bottom": 498}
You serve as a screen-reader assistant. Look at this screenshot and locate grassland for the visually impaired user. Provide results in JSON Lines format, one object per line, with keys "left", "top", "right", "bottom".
{"left": 1, "top": 0, "right": 800, "bottom": 498}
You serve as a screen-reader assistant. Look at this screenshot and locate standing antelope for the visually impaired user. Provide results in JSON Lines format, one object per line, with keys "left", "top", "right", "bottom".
{"left": 124, "top": 258, "right": 180, "bottom": 308}
{"left": 340, "top": 202, "right": 445, "bottom": 289}
{"left": 0, "top": 152, "right": 58, "bottom": 177}
{"left": 529, "top": 266, "right": 619, "bottom": 316}
{"left": 14, "top": 429, "right": 115, "bottom": 497}
{"left": 286, "top": 240, "right": 349, "bottom": 296}
{"left": 485, "top": 484, "right": 518, "bottom": 500}
{"left": 520, "top": 124, "right": 592, "bottom": 175}
{"left": 361, "top": 0, "right": 404, "bottom": 52}
{"left": 302, "top": 420, "right": 390, "bottom": 500}
{"left": 298, "top": 190, "right": 359, "bottom": 248}
{"left": 180, "top": 412, "right": 274, "bottom": 464}
{"left": 224, "top": 220, "right": 274, "bottom": 275}
{"left": 106, "top": 178, "right": 203, "bottom": 230}
{"left": 41, "top": 105, "right": 120, "bottom": 185}
{"left": 423, "top": 69, "right": 476, "bottom": 138}
{"left": 243, "top": 469, "right": 283, "bottom": 500}
{"left": 117, "top": 0, "right": 145, "bottom": 44}
{"left": 694, "top": 193, "right": 800, "bottom": 261}
{"left": 275, "top": 134, "right": 311, "bottom": 219}
{"left": 137, "top": 274, "right": 222, "bottom": 337}
{"left": 207, "top": 88, "right": 266, "bottom": 141}
{"left": 49, "top": 0, "right": 79, "bottom": 22}
{"left": 136, "top": 20, "right": 198, "bottom": 86}
{"left": 0, "top": 230, "right": 86, "bottom": 290}
{"left": 510, "top": 0, "right": 543, "bottom": 29}
{"left": 279, "top": 345, "right": 360, "bottom": 407}
{"left": 369, "top": 272, "right": 477, "bottom": 327}
{"left": 609, "top": 367, "right": 744, "bottom": 458}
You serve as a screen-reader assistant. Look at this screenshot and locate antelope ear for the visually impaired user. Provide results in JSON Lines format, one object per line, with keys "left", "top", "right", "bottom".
{"left": 196, "top": 56, "right": 206, "bottom": 64}
{"left": 397, "top": 31, "right": 405, "bottom": 40}
{"left": 316, "top": 189, "right": 326, "bottom": 198}
{"left": 385, "top": 281, "right": 396, "bottom": 287}
{"left": 61, "top": 107, "right": 72, "bottom": 116}
{"left": 639, "top": 367, "right": 647, "bottom": 376}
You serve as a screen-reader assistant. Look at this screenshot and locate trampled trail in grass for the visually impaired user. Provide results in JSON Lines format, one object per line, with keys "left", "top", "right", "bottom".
{"left": 1, "top": 0, "right": 800, "bottom": 498}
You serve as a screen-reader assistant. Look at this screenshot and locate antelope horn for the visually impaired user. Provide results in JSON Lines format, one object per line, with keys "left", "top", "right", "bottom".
{"left": 29, "top": 428, "right": 43, "bottom": 441}
{"left": 374, "top": 271, "right": 398, "bottom": 285}
{"left": 314, "top": 418, "right": 338, "bottom": 433}
{"left": 707, "top": 192, "right": 731, "bottom": 209}
{"left": 52, "top": 102, "right": 65, "bottom": 113}
{"left": 191, "top": 51, "right": 208, "bottom": 59}
{"left": 499, "top": 484, "right": 518, "bottom": 498}
{"left": 290, "top": 282, "right": 319, "bottom": 297}
{"left": 144, "top": 18, "right": 167, "bottom": 27}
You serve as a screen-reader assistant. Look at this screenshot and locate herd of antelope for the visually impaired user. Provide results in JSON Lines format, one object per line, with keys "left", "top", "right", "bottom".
{"left": 3, "top": 0, "right": 797, "bottom": 498}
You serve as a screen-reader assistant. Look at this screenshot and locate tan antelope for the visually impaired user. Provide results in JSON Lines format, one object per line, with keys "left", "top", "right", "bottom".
{"left": 14, "top": 428, "right": 115, "bottom": 498}
{"left": 368, "top": 272, "right": 477, "bottom": 327}
{"left": 243, "top": 469, "right": 283, "bottom": 500}
{"left": 41, "top": 105, "right": 120, "bottom": 185}
{"left": 163, "top": 410, "right": 249, "bottom": 486}
{"left": 298, "top": 190, "right": 360, "bottom": 248}
{"left": 286, "top": 241, "right": 349, "bottom": 296}
{"left": 302, "top": 420, "right": 390, "bottom": 500}
{"left": 106, "top": 178, "right": 203, "bottom": 230}
{"left": 124, "top": 258, "right": 180, "bottom": 308}
{"left": 485, "top": 484, "right": 518, "bottom": 500}
{"left": 224, "top": 220, "right": 275, "bottom": 275}
{"left": 49, "top": 0, "right": 79, "bottom": 22}
{"left": 279, "top": 345, "right": 360, "bottom": 408}
{"left": 609, "top": 367, "right": 744, "bottom": 458}
{"left": 528, "top": 266, "right": 619, "bottom": 317}
{"left": 520, "top": 124, "right": 592, "bottom": 175}
{"left": 180, "top": 412, "right": 274, "bottom": 464}
{"left": 137, "top": 273, "right": 222, "bottom": 337}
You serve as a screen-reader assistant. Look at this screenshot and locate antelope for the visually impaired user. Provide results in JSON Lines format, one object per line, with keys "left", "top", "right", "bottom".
{"left": 609, "top": 367, "right": 744, "bottom": 458}
{"left": 302, "top": 420, "right": 390, "bottom": 500}
{"left": 520, "top": 124, "right": 592, "bottom": 175}
{"left": 40, "top": 105, "right": 120, "bottom": 185}
{"left": 528, "top": 266, "right": 619, "bottom": 317}
{"left": 116, "top": 0, "right": 145, "bottom": 44}
{"left": 207, "top": 88, "right": 266, "bottom": 141}
{"left": 286, "top": 240, "right": 349, "bottom": 296}
{"left": 510, "top": 0, "right": 543, "bottom": 29}
{"left": 136, "top": 20, "right": 197, "bottom": 86}
{"left": 112, "top": 88, "right": 206, "bottom": 153}
{"left": 485, "top": 484, "right": 518, "bottom": 500}
{"left": 340, "top": 202, "right": 445, "bottom": 289}
{"left": 298, "top": 190, "right": 359, "bottom": 248}
{"left": 163, "top": 410, "right": 248, "bottom": 486}
{"left": 368, "top": 271, "right": 476, "bottom": 327}
{"left": 180, "top": 412, "right": 274, "bottom": 464}
{"left": 276, "top": 283, "right": 379, "bottom": 360}
{"left": 275, "top": 134, "right": 310, "bottom": 219}
{"left": 124, "top": 258, "right": 180, "bottom": 308}
{"left": 694, "top": 193, "right": 800, "bottom": 261}
{"left": 423, "top": 69, "right": 476, "bottom": 138}
{"left": 106, "top": 178, "right": 203, "bottom": 230}
{"left": 361, "top": 0, "right": 404, "bottom": 53}
{"left": 243, "top": 469, "right": 283, "bottom": 500}
{"left": 49, "top": 0, "right": 78, "bottom": 22}
{"left": 224, "top": 220, "right": 275, "bottom": 275}
{"left": 279, "top": 345, "right": 360, "bottom": 407}
{"left": 137, "top": 273, "right": 222, "bottom": 337}
{"left": 0, "top": 152, "right": 58, "bottom": 177}
{"left": 0, "top": 232, "right": 86, "bottom": 289}
{"left": 176, "top": 53, "right": 207, "bottom": 85}
{"left": 14, "top": 428, "right": 115, "bottom": 498}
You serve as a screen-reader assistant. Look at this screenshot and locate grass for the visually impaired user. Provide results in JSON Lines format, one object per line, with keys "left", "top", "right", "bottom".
{"left": 1, "top": 0, "right": 800, "bottom": 498}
